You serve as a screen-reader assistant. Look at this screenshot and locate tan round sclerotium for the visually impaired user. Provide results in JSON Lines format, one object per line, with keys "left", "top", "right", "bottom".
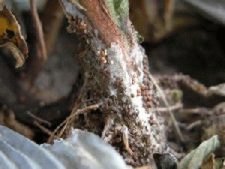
{"left": 137, "top": 89, "right": 141, "bottom": 96}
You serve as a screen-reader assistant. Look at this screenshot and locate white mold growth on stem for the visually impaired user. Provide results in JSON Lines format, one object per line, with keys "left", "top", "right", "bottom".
{"left": 106, "top": 41, "right": 163, "bottom": 149}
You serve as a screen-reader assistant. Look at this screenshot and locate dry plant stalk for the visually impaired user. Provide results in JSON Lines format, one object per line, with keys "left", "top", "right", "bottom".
{"left": 42, "top": 0, "right": 64, "bottom": 55}
{"left": 30, "top": 0, "right": 47, "bottom": 60}
{"left": 59, "top": 0, "right": 172, "bottom": 167}
{"left": 24, "top": 0, "right": 47, "bottom": 84}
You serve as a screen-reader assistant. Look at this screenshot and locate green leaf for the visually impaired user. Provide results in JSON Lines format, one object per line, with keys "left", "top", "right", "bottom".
{"left": 105, "top": 0, "right": 129, "bottom": 32}
{"left": 178, "top": 135, "right": 220, "bottom": 169}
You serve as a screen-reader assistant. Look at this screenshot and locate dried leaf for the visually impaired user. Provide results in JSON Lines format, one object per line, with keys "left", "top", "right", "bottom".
{"left": 0, "top": 42, "right": 25, "bottom": 68}
{"left": 0, "top": 3, "right": 28, "bottom": 68}
{"left": 0, "top": 109, "right": 34, "bottom": 139}
{"left": 179, "top": 135, "right": 220, "bottom": 169}
{"left": 209, "top": 83, "right": 225, "bottom": 97}
{"left": 201, "top": 154, "right": 215, "bottom": 169}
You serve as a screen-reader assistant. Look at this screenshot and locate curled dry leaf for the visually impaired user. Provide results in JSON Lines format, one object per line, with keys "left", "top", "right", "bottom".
{"left": 0, "top": 2, "right": 28, "bottom": 68}
{"left": 201, "top": 154, "right": 216, "bottom": 169}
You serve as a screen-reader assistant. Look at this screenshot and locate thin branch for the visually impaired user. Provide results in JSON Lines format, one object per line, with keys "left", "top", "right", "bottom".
{"left": 0, "top": 42, "right": 25, "bottom": 68}
{"left": 149, "top": 103, "right": 183, "bottom": 112}
{"left": 186, "top": 120, "right": 202, "bottom": 130}
{"left": 48, "top": 103, "right": 102, "bottom": 143}
{"left": 33, "top": 121, "right": 54, "bottom": 136}
{"left": 27, "top": 111, "right": 51, "bottom": 127}
{"left": 181, "top": 108, "right": 212, "bottom": 115}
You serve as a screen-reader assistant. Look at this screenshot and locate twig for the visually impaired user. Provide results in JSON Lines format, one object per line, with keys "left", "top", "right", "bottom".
{"left": 174, "top": 74, "right": 208, "bottom": 96}
{"left": 48, "top": 103, "right": 102, "bottom": 143}
{"left": 47, "top": 78, "right": 88, "bottom": 143}
{"left": 58, "top": 103, "right": 101, "bottom": 137}
{"left": 149, "top": 103, "right": 183, "bottom": 112}
{"left": 181, "top": 108, "right": 212, "bottom": 115}
{"left": 27, "top": 111, "right": 51, "bottom": 127}
{"left": 186, "top": 120, "right": 202, "bottom": 130}
{"left": 33, "top": 121, "right": 54, "bottom": 137}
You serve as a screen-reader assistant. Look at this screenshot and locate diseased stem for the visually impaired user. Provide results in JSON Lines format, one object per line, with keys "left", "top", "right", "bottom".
{"left": 59, "top": 0, "right": 173, "bottom": 167}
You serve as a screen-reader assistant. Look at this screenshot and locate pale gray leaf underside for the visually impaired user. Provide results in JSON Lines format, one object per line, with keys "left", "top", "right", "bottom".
{"left": 0, "top": 125, "right": 131, "bottom": 169}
